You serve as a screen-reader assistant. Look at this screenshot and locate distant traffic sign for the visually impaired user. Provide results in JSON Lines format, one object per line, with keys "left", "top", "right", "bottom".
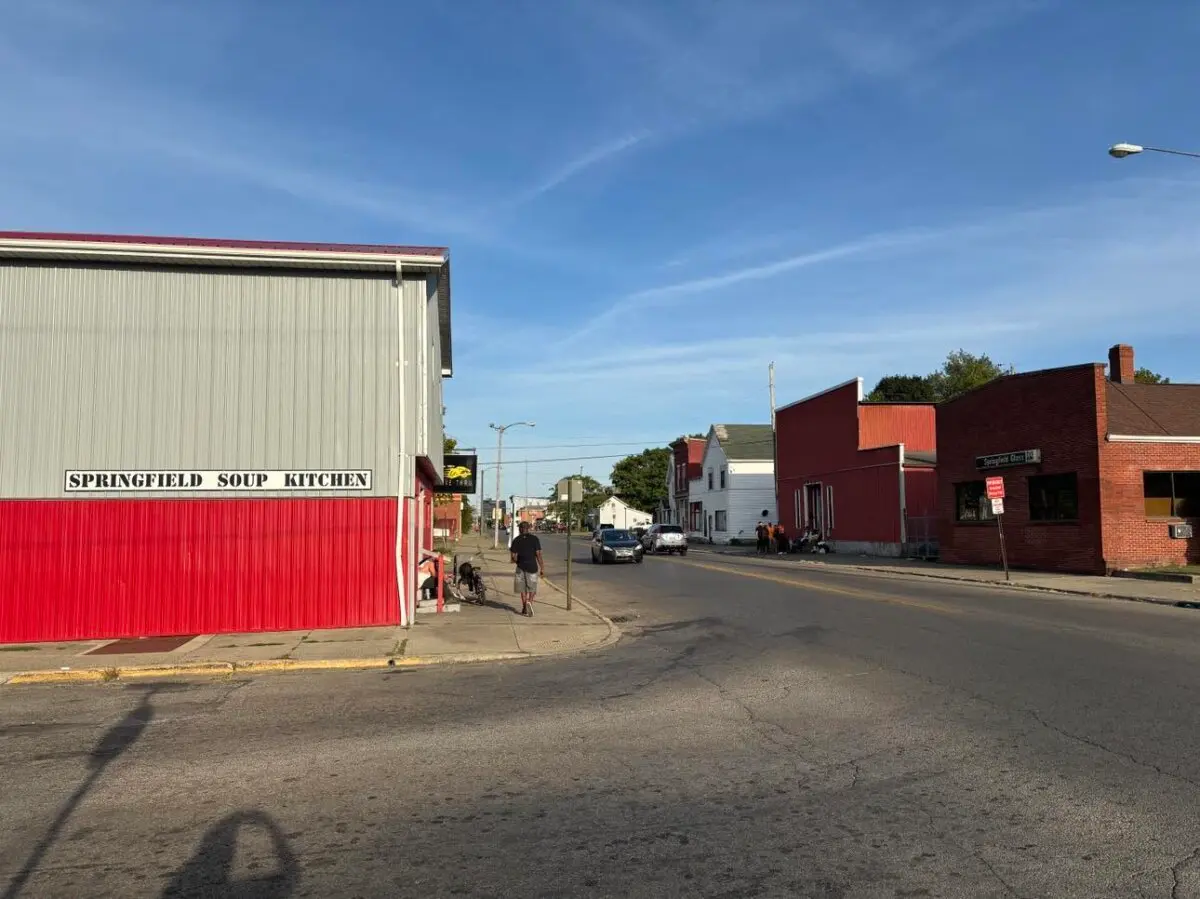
{"left": 990, "top": 497, "right": 1005, "bottom": 515}
{"left": 985, "top": 477, "right": 1005, "bottom": 500}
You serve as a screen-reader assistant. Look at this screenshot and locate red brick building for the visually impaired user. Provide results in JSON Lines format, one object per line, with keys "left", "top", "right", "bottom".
{"left": 776, "top": 378, "right": 938, "bottom": 557}
{"left": 667, "top": 436, "right": 705, "bottom": 527}
{"left": 938, "top": 344, "right": 1200, "bottom": 574}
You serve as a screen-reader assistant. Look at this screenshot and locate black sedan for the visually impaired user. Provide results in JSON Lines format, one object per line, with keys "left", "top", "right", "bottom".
{"left": 590, "top": 528, "right": 644, "bottom": 564}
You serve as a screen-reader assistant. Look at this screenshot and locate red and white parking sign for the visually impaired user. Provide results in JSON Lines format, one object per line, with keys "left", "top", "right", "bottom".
{"left": 985, "top": 477, "right": 1005, "bottom": 500}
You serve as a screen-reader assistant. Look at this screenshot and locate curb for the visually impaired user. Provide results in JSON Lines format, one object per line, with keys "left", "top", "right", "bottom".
{"left": 684, "top": 549, "right": 1195, "bottom": 609}
{"left": 1, "top": 651, "right": 544, "bottom": 687}
{"left": 539, "top": 573, "right": 623, "bottom": 650}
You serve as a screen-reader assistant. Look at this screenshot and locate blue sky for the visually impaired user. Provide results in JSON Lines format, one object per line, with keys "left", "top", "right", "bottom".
{"left": 5, "top": 0, "right": 1200, "bottom": 499}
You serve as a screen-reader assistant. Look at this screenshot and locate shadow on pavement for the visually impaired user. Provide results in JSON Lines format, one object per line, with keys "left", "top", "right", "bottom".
{"left": 2, "top": 687, "right": 159, "bottom": 899}
{"left": 161, "top": 810, "right": 299, "bottom": 898}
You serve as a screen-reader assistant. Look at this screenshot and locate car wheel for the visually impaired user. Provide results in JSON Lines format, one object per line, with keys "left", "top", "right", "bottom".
{"left": 679, "top": 548, "right": 687, "bottom": 556}
{"left": 635, "top": 554, "right": 644, "bottom": 564}
{"left": 591, "top": 550, "right": 597, "bottom": 564}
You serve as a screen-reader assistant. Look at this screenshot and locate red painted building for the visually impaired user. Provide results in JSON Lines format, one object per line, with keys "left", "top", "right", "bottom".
{"left": 0, "top": 232, "right": 452, "bottom": 642}
{"left": 938, "top": 344, "right": 1200, "bottom": 574}
{"left": 776, "top": 378, "right": 937, "bottom": 557}
{"left": 667, "top": 437, "right": 705, "bottom": 527}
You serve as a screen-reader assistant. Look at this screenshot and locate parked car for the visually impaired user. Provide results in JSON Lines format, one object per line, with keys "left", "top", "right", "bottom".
{"left": 590, "top": 528, "right": 644, "bottom": 564}
{"left": 641, "top": 523, "right": 688, "bottom": 555}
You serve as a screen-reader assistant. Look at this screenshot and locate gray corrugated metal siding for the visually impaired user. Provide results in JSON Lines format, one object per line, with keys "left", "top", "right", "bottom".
{"left": 0, "top": 262, "right": 441, "bottom": 499}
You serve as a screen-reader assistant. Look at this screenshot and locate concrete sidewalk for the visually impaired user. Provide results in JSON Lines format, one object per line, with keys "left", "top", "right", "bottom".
{"left": 690, "top": 545, "right": 1200, "bottom": 607}
{"left": 0, "top": 546, "right": 618, "bottom": 686}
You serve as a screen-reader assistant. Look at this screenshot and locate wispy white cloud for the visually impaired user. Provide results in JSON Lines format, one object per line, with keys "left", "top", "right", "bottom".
{"left": 498, "top": 132, "right": 650, "bottom": 209}
{"left": 557, "top": 0, "right": 1050, "bottom": 165}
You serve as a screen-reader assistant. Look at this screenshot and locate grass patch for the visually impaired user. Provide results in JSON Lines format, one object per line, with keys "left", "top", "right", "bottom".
{"left": 221, "top": 641, "right": 286, "bottom": 648}
{"left": 1135, "top": 565, "right": 1200, "bottom": 575}
{"left": 390, "top": 638, "right": 408, "bottom": 658}
{"left": 0, "top": 645, "right": 41, "bottom": 652}
{"left": 99, "top": 667, "right": 120, "bottom": 683}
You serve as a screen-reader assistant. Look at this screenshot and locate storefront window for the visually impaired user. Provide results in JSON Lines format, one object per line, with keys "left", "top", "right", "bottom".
{"left": 954, "top": 481, "right": 995, "bottom": 522}
{"left": 1144, "top": 471, "right": 1200, "bottom": 518}
{"left": 1028, "top": 472, "right": 1078, "bottom": 521}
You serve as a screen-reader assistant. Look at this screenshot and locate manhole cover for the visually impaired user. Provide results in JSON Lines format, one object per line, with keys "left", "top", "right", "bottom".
{"left": 86, "top": 635, "right": 196, "bottom": 655}
{"left": 609, "top": 615, "right": 635, "bottom": 624}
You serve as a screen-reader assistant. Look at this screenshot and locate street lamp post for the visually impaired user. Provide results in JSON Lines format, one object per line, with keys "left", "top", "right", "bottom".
{"left": 489, "top": 421, "right": 535, "bottom": 549}
{"left": 1109, "top": 142, "right": 1200, "bottom": 160}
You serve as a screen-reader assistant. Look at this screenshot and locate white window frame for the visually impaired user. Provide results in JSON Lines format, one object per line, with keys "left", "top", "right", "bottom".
{"left": 827, "top": 484, "right": 835, "bottom": 531}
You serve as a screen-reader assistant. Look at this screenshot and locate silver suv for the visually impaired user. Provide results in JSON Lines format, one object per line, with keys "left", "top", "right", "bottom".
{"left": 641, "top": 523, "right": 688, "bottom": 556}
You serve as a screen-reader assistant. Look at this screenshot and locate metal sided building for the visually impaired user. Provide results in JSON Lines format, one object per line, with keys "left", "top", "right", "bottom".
{"left": 0, "top": 231, "right": 452, "bottom": 643}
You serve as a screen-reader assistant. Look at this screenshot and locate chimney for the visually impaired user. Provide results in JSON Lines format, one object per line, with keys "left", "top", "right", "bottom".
{"left": 1108, "top": 344, "right": 1135, "bottom": 384}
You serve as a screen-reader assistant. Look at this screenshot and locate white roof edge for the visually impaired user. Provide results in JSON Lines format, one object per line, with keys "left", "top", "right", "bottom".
{"left": 0, "top": 238, "right": 447, "bottom": 269}
{"left": 1108, "top": 434, "right": 1200, "bottom": 444}
{"left": 776, "top": 377, "right": 863, "bottom": 414}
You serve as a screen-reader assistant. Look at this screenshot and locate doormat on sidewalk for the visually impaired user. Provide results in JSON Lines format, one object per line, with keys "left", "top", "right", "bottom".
{"left": 85, "top": 635, "right": 196, "bottom": 655}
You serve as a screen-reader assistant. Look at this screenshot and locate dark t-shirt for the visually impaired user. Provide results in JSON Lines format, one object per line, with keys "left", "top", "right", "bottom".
{"left": 509, "top": 534, "right": 542, "bottom": 573}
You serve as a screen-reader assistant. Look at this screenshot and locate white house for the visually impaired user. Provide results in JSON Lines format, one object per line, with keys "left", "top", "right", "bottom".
{"left": 689, "top": 424, "right": 777, "bottom": 544}
{"left": 596, "top": 496, "right": 653, "bottom": 530}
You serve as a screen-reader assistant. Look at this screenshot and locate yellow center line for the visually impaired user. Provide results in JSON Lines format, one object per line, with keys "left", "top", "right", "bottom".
{"left": 676, "top": 558, "right": 969, "bottom": 617}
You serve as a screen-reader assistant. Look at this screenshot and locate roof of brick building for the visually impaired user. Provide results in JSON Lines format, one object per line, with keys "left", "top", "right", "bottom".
{"left": 1106, "top": 382, "right": 1200, "bottom": 436}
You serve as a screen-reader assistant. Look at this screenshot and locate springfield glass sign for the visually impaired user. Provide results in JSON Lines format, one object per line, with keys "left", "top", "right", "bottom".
{"left": 65, "top": 470, "right": 373, "bottom": 492}
{"left": 437, "top": 454, "right": 477, "bottom": 494}
{"left": 975, "top": 449, "right": 1042, "bottom": 471}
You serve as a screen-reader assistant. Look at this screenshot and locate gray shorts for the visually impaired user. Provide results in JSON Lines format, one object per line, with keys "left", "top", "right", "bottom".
{"left": 514, "top": 569, "right": 540, "bottom": 595}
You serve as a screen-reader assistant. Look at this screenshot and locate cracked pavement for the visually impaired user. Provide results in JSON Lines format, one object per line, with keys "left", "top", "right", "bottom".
{"left": 3, "top": 534, "right": 1200, "bottom": 897}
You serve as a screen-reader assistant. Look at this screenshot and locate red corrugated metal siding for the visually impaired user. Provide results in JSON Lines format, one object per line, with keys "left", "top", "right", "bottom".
{"left": 0, "top": 497, "right": 400, "bottom": 643}
{"left": 858, "top": 404, "right": 936, "bottom": 451}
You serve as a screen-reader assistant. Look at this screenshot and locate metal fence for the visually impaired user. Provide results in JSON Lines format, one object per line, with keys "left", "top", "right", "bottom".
{"left": 903, "top": 515, "right": 939, "bottom": 560}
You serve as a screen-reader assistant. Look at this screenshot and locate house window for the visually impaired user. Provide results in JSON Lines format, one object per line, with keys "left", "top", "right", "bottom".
{"left": 714, "top": 510, "right": 727, "bottom": 531}
{"left": 1144, "top": 471, "right": 1200, "bottom": 518}
{"left": 1028, "top": 473, "right": 1078, "bottom": 521}
{"left": 707, "top": 469, "right": 713, "bottom": 490}
{"left": 794, "top": 489, "right": 802, "bottom": 529}
{"left": 954, "top": 481, "right": 995, "bottom": 522}
{"left": 827, "top": 485, "right": 835, "bottom": 530}
{"left": 719, "top": 468, "right": 727, "bottom": 489}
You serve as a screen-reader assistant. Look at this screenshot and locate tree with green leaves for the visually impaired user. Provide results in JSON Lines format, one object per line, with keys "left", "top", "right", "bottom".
{"left": 1134, "top": 367, "right": 1170, "bottom": 384}
{"left": 928, "top": 350, "right": 1012, "bottom": 401}
{"left": 545, "top": 475, "right": 607, "bottom": 530}
{"left": 865, "top": 374, "right": 937, "bottom": 402}
{"left": 610, "top": 447, "right": 671, "bottom": 513}
{"left": 866, "top": 350, "right": 1012, "bottom": 404}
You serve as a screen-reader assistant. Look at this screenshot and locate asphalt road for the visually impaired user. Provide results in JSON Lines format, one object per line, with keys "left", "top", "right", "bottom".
{"left": 4, "top": 536, "right": 1200, "bottom": 898}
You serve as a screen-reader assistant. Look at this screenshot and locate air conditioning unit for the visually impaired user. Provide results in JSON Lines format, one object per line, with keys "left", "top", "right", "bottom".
{"left": 1169, "top": 523, "right": 1193, "bottom": 540}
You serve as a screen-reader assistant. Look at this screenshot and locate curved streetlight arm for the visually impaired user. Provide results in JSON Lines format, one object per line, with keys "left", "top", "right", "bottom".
{"left": 489, "top": 421, "right": 535, "bottom": 548}
{"left": 1109, "top": 142, "right": 1200, "bottom": 160}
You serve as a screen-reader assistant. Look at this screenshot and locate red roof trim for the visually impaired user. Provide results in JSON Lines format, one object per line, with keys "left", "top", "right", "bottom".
{"left": 0, "top": 230, "right": 448, "bottom": 257}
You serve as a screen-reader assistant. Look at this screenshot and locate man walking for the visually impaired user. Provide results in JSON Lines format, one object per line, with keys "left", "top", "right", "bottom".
{"left": 509, "top": 520, "right": 545, "bottom": 617}
{"left": 755, "top": 521, "right": 768, "bottom": 554}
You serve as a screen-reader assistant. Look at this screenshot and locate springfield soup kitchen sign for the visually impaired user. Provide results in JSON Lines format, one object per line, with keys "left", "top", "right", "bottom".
{"left": 65, "top": 470, "right": 374, "bottom": 491}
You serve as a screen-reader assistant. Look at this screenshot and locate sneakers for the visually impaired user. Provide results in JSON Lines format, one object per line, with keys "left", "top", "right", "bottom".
{"left": 522, "top": 600, "right": 535, "bottom": 618}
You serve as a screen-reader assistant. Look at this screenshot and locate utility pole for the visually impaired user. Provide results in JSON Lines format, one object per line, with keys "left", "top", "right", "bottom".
{"left": 769, "top": 361, "right": 779, "bottom": 519}
{"left": 489, "top": 421, "right": 535, "bottom": 549}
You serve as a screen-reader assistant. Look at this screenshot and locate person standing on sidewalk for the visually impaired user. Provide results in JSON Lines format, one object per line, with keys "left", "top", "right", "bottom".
{"left": 755, "top": 521, "right": 768, "bottom": 554}
{"left": 509, "top": 521, "right": 545, "bottom": 617}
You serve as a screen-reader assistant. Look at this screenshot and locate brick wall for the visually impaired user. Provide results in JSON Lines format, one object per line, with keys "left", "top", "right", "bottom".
{"left": 1100, "top": 441, "right": 1200, "bottom": 569}
{"left": 937, "top": 365, "right": 1106, "bottom": 574}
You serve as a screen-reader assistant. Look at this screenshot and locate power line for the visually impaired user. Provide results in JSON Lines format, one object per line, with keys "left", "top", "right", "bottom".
{"left": 474, "top": 437, "right": 780, "bottom": 467}
{"left": 495, "top": 440, "right": 676, "bottom": 450}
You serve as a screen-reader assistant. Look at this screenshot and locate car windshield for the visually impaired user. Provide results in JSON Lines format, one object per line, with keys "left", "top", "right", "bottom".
{"left": 602, "top": 530, "right": 633, "bottom": 543}
{"left": 659, "top": 525, "right": 683, "bottom": 533}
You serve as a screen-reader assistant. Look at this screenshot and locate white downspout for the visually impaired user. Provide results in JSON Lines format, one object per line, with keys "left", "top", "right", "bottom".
{"left": 898, "top": 442, "right": 908, "bottom": 553}
{"left": 395, "top": 260, "right": 410, "bottom": 628}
